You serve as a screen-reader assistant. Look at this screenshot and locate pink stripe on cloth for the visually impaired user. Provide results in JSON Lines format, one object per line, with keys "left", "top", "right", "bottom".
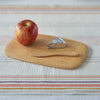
{"left": 0, "top": 6, "right": 100, "bottom": 14}
{"left": 0, "top": 75, "right": 100, "bottom": 78}
{"left": 1, "top": 12, "right": 100, "bottom": 14}
{"left": 0, "top": 6, "right": 100, "bottom": 10}
{"left": 0, "top": 84, "right": 99, "bottom": 87}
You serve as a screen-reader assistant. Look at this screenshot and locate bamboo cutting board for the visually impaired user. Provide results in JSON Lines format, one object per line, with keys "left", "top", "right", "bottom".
{"left": 4, "top": 34, "right": 88, "bottom": 69}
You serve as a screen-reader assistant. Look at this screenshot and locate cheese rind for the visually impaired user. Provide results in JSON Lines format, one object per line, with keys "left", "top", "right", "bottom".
{"left": 47, "top": 37, "right": 66, "bottom": 49}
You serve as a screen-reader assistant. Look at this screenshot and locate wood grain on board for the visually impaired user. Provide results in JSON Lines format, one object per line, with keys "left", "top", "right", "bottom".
{"left": 4, "top": 34, "right": 88, "bottom": 69}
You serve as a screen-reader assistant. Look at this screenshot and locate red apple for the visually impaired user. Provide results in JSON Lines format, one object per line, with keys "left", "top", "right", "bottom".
{"left": 14, "top": 20, "right": 38, "bottom": 45}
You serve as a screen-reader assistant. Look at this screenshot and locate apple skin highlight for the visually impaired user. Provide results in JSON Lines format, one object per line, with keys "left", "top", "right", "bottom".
{"left": 14, "top": 20, "right": 38, "bottom": 45}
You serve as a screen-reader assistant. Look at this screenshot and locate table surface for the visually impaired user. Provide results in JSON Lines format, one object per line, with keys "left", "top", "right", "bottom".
{"left": 1, "top": 0, "right": 100, "bottom": 6}
{"left": 0, "top": 95, "right": 100, "bottom": 100}
{"left": 0, "top": 0, "right": 100, "bottom": 99}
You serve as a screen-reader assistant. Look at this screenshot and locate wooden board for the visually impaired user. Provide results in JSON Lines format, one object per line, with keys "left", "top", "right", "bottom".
{"left": 4, "top": 34, "right": 88, "bottom": 69}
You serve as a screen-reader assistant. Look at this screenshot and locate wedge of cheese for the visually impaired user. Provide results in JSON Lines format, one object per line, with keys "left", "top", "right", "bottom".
{"left": 47, "top": 37, "right": 66, "bottom": 49}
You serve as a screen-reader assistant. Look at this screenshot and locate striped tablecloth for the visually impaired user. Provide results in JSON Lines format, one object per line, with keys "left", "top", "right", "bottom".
{"left": 0, "top": 6, "right": 100, "bottom": 95}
